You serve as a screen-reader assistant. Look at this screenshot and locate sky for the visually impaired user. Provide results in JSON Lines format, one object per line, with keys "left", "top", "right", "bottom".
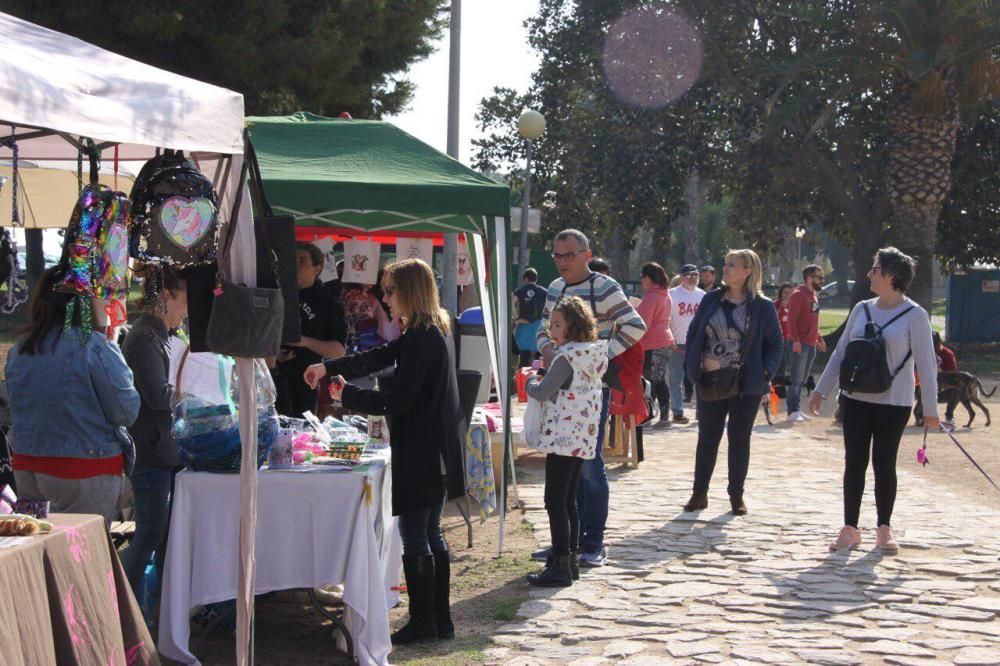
{"left": 386, "top": 0, "right": 541, "bottom": 165}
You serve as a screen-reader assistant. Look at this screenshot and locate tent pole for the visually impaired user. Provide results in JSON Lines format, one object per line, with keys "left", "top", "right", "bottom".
{"left": 441, "top": 0, "right": 462, "bottom": 314}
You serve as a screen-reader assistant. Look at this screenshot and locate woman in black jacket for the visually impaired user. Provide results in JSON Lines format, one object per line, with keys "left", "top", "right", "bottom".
{"left": 682, "top": 249, "right": 783, "bottom": 516}
{"left": 305, "top": 258, "right": 465, "bottom": 646}
{"left": 120, "top": 266, "right": 187, "bottom": 599}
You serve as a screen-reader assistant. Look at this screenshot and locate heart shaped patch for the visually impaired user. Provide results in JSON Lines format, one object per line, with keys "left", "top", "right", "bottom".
{"left": 158, "top": 196, "right": 216, "bottom": 249}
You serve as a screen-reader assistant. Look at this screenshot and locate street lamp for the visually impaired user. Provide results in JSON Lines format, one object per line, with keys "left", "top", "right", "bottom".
{"left": 517, "top": 110, "right": 545, "bottom": 278}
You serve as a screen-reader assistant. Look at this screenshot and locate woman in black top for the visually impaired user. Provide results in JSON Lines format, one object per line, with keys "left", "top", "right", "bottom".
{"left": 683, "top": 249, "right": 783, "bottom": 516}
{"left": 304, "top": 258, "right": 465, "bottom": 646}
{"left": 120, "top": 266, "right": 187, "bottom": 599}
{"left": 276, "top": 243, "right": 348, "bottom": 417}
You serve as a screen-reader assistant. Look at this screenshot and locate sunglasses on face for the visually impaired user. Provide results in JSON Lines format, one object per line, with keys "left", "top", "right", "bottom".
{"left": 869, "top": 265, "right": 882, "bottom": 275}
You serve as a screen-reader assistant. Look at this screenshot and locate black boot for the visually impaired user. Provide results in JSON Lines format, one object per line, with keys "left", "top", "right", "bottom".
{"left": 569, "top": 549, "right": 580, "bottom": 581}
{"left": 391, "top": 554, "right": 438, "bottom": 645}
{"left": 683, "top": 491, "right": 708, "bottom": 512}
{"left": 527, "top": 554, "right": 572, "bottom": 587}
{"left": 432, "top": 550, "right": 454, "bottom": 640}
{"left": 730, "top": 495, "right": 748, "bottom": 515}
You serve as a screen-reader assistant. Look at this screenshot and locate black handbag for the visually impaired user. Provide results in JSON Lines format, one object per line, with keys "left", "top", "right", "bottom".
{"left": 204, "top": 139, "right": 284, "bottom": 358}
{"left": 698, "top": 299, "right": 756, "bottom": 402}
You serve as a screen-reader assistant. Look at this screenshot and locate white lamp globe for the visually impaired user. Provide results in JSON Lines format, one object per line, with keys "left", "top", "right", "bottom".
{"left": 517, "top": 110, "right": 546, "bottom": 140}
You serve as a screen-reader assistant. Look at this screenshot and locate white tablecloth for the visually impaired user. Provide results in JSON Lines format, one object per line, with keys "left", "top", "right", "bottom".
{"left": 159, "top": 450, "right": 401, "bottom": 665}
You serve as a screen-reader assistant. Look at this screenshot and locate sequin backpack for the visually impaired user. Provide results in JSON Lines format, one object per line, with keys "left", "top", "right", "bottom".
{"left": 129, "top": 150, "right": 221, "bottom": 268}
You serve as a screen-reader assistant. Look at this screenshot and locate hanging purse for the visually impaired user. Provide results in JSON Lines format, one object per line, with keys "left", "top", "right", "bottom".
{"left": 204, "top": 138, "right": 284, "bottom": 358}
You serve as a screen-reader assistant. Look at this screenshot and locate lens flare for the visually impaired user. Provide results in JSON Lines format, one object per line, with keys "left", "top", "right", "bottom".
{"left": 602, "top": 6, "right": 704, "bottom": 109}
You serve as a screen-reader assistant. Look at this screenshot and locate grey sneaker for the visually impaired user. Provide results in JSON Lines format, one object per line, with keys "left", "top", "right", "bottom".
{"left": 531, "top": 545, "right": 553, "bottom": 562}
{"left": 579, "top": 546, "right": 607, "bottom": 568}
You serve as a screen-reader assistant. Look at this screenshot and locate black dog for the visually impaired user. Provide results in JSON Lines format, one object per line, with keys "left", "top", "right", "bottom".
{"left": 762, "top": 374, "right": 816, "bottom": 424}
{"left": 914, "top": 371, "right": 996, "bottom": 428}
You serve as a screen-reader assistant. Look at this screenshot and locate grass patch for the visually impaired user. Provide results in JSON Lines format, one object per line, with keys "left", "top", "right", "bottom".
{"left": 955, "top": 343, "right": 1000, "bottom": 378}
{"left": 401, "top": 643, "right": 488, "bottom": 666}
{"left": 489, "top": 596, "right": 526, "bottom": 623}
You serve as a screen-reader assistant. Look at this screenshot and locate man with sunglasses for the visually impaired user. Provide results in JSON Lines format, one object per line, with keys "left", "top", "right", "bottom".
{"left": 532, "top": 229, "right": 646, "bottom": 569}
{"left": 786, "top": 264, "right": 827, "bottom": 422}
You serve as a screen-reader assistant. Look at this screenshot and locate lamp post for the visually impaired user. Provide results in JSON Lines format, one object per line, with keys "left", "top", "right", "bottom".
{"left": 517, "top": 110, "right": 545, "bottom": 278}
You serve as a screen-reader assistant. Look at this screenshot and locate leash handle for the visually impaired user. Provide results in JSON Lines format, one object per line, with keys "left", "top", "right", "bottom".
{"left": 917, "top": 426, "right": 929, "bottom": 466}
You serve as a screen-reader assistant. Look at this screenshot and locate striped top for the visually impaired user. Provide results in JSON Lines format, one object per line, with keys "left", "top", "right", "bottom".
{"left": 536, "top": 272, "right": 647, "bottom": 360}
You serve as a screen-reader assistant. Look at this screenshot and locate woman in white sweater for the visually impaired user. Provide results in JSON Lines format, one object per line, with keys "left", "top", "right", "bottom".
{"left": 810, "top": 247, "right": 940, "bottom": 555}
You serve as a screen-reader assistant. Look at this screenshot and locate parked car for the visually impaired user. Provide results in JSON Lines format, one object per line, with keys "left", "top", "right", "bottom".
{"left": 818, "top": 280, "right": 855, "bottom": 302}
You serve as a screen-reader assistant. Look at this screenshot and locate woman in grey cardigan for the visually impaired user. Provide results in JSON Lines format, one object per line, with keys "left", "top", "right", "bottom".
{"left": 811, "top": 248, "right": 939, "bottom": 555}
{"left": 120, "top": 266, "right": 188, "bottom": 598}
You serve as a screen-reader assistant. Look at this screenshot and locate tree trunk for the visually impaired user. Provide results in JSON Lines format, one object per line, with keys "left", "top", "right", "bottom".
{"left": 884, "top": 84, "right": 960, "bottom": 310}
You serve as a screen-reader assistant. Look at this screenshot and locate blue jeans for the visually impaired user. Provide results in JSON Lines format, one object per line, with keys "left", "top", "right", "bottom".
{"left": 577, "top": 388, "right": 610, "bottom": 553}
{"left": 121, "top": 467, "right": 174, "bottom": 596}
{"left": 667, "top": 346, "right": 687, "bottom": 417}
{"left": 397, "top": 486, "right": 447, "bottom": 557}
{"left": 787, "top": 343, "right": 817, "bottom": 414}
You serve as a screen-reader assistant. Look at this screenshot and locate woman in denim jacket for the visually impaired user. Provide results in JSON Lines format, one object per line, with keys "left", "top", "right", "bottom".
{"left": 6, "top": 267, "right": 140, "bottom": 523}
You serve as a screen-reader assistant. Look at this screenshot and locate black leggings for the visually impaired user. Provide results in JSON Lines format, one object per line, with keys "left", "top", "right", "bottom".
{"left": 841, "top": 397, "right": 911, "bottom": 527}
{"left": 544, "top": 454, "right": 584, "bottom": 556}
{"left": 693, "top": 393, "right": 760, "bottom": 496}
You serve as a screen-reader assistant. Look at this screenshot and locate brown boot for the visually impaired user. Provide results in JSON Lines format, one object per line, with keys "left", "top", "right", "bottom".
{"left": 683, "top": 492, "right": 708, "bottom": 512}
{"left": 730, "top": 495, "right": 748, "bottom": 515}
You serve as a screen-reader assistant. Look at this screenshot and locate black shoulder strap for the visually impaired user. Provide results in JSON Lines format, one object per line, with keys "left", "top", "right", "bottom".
{"left": 877, "top": 305, "right": 915, "bottom": 333}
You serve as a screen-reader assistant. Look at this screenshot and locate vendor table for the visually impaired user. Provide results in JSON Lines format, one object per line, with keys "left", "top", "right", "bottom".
{"left": 159, "top": 449, "right": 401, "bottom": 665}
{"left": 0, "top": 513, "right": 158, "bottom": 665}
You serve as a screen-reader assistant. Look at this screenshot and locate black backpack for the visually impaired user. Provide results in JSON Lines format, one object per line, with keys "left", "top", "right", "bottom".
{"left": 129, "top": 150, "right": 221, "bottom": 268}
{"left": 839, "top": 302, "right": 914, "bottom": 394}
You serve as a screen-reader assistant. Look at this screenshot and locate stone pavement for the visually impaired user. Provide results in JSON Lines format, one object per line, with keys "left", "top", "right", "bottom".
{"left": 488, "top": 418, "right": 1000, "bottom": 665}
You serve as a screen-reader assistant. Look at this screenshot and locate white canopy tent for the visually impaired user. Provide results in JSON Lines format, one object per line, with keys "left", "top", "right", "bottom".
{"left": 0, "top": 12, "right": 260, "bottom": 665}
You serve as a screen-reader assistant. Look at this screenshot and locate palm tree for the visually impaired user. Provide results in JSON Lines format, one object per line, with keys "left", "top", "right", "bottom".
{"left": 876, "top": 0, "right": 1000, "bottom": 307}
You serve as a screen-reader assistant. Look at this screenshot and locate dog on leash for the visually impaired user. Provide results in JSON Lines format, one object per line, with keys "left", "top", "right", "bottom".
{"left": 913, "top": 370, "right": 996, "bottom": 428}
{"left": 762, "top": 374, "right": 816, "bottom": 425}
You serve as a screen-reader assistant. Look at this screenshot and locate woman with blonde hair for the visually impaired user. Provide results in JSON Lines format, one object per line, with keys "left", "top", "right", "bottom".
{"left": 682, "top": 249, "right": 783, "bottom": 515}
{"left": 304, "top": 258, "right": 465, "bottom": 645}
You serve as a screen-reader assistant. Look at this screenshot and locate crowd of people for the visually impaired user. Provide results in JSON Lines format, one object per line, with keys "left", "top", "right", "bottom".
{"left": 1, "top": 222, "right": 947, "bottom": 647}
{"left": 515, "top": 228, "right": 943, "bottom": 586}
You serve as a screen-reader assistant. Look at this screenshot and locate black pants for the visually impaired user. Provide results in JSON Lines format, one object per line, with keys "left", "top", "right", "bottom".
{"left": 544, "top": 454, "right": 584, "bottom": 556}
{"left": 693, "top": 393, "right": 761, "bottom": 496}
{"left": 841, "top": 397, "right": 911, "bottom": 528}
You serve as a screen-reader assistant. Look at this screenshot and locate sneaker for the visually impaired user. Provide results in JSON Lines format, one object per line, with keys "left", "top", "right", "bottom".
{"left": 579, "top": 545, "right": 607, "bottom": 568}
{"left": 531, "top": 545, "right": 553, "bottom": 562}
{"left": 876, "top": 525, "right": 899, "bottom": 555}
{"left": 673, "top": 414, "right": 690, "bottom": 425}
{"left": 829, "top": 526, "right": 862, "bottom": 552}
{"left": 788, "top": 411, "right": 807, "bottom": 423}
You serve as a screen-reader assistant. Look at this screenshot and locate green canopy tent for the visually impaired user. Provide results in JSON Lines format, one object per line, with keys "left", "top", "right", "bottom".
{"left": 247, "top": 112, "right": 519, "bottom": 552}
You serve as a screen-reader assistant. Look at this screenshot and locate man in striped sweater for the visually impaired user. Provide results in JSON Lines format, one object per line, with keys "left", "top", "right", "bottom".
{"left": 534, "top": 229, "right": 646, "bottom": 567}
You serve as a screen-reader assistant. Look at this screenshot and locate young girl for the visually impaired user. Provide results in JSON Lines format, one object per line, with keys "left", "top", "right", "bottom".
{"left": 524, "top": 296, "right": 608, "bottom": 587}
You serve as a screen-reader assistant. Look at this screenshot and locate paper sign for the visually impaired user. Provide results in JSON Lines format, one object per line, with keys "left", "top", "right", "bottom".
{"left": 395, "top": 237, "right": 433, "bottom": 267}
{"left": 456, "top": 241, "right": 474, "bottom": 287}
{"left": 982, "top": 280, "right": 999, "bottom": 293}
{"left": 343, "top": 239, "right": 380, "bottom": 285}
{"left": 312, "top": 237, "right": 340, "bottom": 282}
{"left": 167, "top": 336, "right": 234, "bottom": 405}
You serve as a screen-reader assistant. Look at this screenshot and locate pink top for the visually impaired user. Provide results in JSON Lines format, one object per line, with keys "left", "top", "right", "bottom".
{"left": 636, "top": 285, "right": 675, "bottom": 350}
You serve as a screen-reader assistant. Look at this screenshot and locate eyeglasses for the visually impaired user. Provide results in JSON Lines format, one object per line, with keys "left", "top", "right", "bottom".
{"left": 551, "top": 250, "right": 584, "bottom": 262}
{"left": 869, "top": 265, "right": 882, "bottom": 275}
{"left": 812, "top": 275, "right": 826, "bottom": 283}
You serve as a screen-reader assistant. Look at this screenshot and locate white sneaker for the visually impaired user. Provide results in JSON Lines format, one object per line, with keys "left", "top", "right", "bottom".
{"left": 788, "top": 411, "right": 807, "bottom": 423}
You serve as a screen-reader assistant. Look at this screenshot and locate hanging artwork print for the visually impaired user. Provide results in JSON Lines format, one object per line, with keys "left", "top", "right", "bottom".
{"left": 395, "top": 237, "right": 433, "bottom": 267}
{"left": 456, "top": 240, "right": 474, "bottom": 286}
{"left": 312, "top": 237, "right": 340, "bottom": 282}
{"left": 342, "top": 239, "right": 380, "bottom": 284}
{"left": 129, "top": 151, "right": 220, "bottom": 268}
